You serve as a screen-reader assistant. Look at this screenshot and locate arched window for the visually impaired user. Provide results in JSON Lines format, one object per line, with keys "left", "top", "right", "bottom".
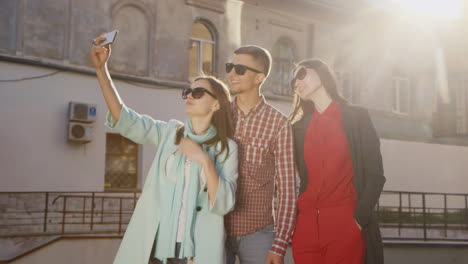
{"left": 110, "top": 3, "right": 151, "bottom": 76}
{"left": 188, "top": 20, "right": 216, "bottom": 79}
{"left": 271, "top": 37, "right": 296, "bottom": 96}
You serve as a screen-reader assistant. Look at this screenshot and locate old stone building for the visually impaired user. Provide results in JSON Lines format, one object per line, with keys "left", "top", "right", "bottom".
{"left": 1, "top": 0, "right": 468, "bottom": 263}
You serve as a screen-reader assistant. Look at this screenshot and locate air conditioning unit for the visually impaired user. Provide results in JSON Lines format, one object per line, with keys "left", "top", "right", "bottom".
{"left": 69, "top": 102, "right": 97, "bottom": 123}
{"left": 68, "top": 122, "right": 93, "bottom": 143}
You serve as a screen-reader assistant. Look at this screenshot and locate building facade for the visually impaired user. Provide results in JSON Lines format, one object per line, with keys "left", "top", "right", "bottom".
{"left": 1, "top": 1, "right": 468, "bottom": 263}
{"left": 1, "top": 0, "right": 468, "bottom": 193}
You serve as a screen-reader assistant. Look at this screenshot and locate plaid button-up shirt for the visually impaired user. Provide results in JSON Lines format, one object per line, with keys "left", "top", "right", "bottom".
{"left": 225, "top": 96, "right": 297, "bottom": 256}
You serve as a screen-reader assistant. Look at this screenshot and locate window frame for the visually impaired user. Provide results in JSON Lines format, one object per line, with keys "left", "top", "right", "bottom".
{"left": 455, "top": 79, "right": 468, "bottom": 134}
{"left": 270, "top": 37, "right": 297, "bottom": 97}
{"left": 392, "top": 75, "right": 411, "bottom": 115}
{"left": 336, "top": 71, "right": 360, "bottom": 104}
{"left": 188, "top": 19, "right": 217, "bottom": 79}
{"left": 104, "top": 133, "right": 140, "bottom": 192}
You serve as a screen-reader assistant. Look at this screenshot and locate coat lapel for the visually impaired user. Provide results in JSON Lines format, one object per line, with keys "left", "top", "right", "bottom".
{"left": 292, "top": 112, "right": 312, "bottom": 194}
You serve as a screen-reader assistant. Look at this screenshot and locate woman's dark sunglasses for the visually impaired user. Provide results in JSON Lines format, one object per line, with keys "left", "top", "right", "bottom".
{"left": 290, "top": 67, "right": 307, "bottom": 90}
{"left": 225, "top": 63, "right": 262, "bottom": 75}
{"left": 182, "top": 87, "right": 217, "bottom": 99}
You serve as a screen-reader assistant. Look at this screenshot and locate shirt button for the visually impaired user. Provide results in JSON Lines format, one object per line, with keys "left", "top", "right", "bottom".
{"left": 196, "top": 206, "right": 202, "bottom": 212}
{"left": 203, "top": 187, "right": 207, "bottom": 192}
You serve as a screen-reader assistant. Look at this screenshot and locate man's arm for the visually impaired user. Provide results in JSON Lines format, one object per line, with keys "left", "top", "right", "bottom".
{"left": 270, "top": 120, "right": 297, "bottom": 257}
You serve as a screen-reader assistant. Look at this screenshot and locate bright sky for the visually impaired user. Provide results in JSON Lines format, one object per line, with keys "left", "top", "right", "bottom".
{"left": 391, "top": 0, "right": 463, "bottom": 19}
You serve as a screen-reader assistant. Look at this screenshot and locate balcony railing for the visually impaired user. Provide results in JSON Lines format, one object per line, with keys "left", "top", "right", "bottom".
{"left": 1, "top": 190, "right": 467, "bottom": 241}
{"left": 0, "top": 191, "right": 140, "bottom": 237}
{"left": 377, "top": 190, "right": 468, "bottom": 241}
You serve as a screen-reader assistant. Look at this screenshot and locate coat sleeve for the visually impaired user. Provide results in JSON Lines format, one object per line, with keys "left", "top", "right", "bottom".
{"left": 105, "top": 104, "right": 172, "bottom": 145}
{"left": 208, "top": 140, "right": 239, "bottom": 216}
{"left": 354, "top": 109, "right": 386, "bottom": 228}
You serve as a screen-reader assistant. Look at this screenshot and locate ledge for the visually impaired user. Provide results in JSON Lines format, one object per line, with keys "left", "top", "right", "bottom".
{"left": 383, "top": 239, "right": 468, "bottom": 247}
{"left": 0, "top": 54, "right": 189, "bottom": 90}
{"left": 186, "top": 0, "right": 226, "bottom": 13}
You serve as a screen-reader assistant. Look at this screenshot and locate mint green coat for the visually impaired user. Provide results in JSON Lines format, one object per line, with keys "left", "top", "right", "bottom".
{"left": 107, "top": 105, "right": 238, "bottom": 264}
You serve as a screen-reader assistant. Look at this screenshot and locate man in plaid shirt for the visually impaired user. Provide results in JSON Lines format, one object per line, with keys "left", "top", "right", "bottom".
{"left": 224, "top": 45, "right": 297, "bottom": 264}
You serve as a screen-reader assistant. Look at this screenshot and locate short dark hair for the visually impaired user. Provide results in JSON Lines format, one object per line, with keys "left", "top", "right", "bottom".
{"left": 234, "top": 45, "right": 272, "bottom": 78}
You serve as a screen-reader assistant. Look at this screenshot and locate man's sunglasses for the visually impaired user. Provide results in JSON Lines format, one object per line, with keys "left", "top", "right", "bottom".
{"left": 182, "top": 87, "right": 217, "bottom": 100}
{"left": 225, "top": 63, "right": 263, "bottom": 75}
{"left": 290, "top": 67, "right": 308, "bottom": 90}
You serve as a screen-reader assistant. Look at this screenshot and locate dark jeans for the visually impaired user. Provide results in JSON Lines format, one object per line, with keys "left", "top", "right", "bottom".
{"left": 149, "top": 242, "right": 188, "bottom": 264}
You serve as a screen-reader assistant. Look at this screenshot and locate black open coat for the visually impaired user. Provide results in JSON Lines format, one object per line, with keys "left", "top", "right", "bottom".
{"left": 292, "top": 103, "right": 386, "bottom": 264}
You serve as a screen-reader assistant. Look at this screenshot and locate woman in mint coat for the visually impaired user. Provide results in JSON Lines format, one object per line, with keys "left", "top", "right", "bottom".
{"left": 91, "top": 36, "right": 238, "bottom": 264}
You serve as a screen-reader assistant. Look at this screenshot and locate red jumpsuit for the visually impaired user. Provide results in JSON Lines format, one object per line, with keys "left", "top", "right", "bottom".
{"left": 292, "top": 102, "right": 365, "bottom": 264}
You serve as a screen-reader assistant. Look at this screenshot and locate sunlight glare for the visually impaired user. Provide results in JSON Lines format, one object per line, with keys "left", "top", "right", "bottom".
{"left": 391, "top": 0, "right": 463, "bottom": 19}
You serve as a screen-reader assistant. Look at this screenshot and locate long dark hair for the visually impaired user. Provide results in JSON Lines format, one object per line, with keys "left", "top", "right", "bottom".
{"left": 289, "top": 59, "right": 346, "bottom": 123}
{"left": 175, "top": 76, "right": 234, "bottom": 160}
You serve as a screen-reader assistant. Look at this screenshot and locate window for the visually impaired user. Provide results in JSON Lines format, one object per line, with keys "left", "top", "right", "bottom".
{"left": 110, "top": 4, "right": 150, "bottom": 76}
{"left": 105, "top": 133, "right": 139, "bottom": 192}
{"left": 271, "top": 38, "right": 296, "bottom": 96}
{"left": 189, "top": 21, "right": 215, "bottom": 79}
{"left": 456, "top": 80, "right": 468, "bottom": 134}
{"left": 336, "top": 72, "right": 360, "bottom": 104}
{"left": 392, "top": 76, "right": 410, "bottom": 114}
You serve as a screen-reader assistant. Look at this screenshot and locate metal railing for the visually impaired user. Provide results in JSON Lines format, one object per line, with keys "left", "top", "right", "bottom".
{"left": 1, "top": 190, "right": 468, "bottom": 241}
{"left": 0, "top": 191, "right": 140, "bottom": 237}
{"left": 377, "top": 191, "right": 468, "bottom": 241}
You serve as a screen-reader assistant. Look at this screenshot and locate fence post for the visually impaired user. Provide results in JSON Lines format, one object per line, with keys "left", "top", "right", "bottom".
{"left": 398, "top": 192, "right": 402, "bottom": 236}
{"left": 90, "top": 192, "right": 95, "bottom": 231}
{"left": 444, "top": 194, "right": 448, "bottom": 237}
{"left": 43, "top": 192, "right": 49, "bottom": 232}
{"left": 62, "top": 196, "right": 67, "bottom": 235}
{"left": 422, "top": 193, "right": 427, "bottom": 241}
{"left": 465, "top": 195, "right": 468, "bottom": 229}
{"left": 82, "top": 196, "right": 86, "bottom": 225}
{"left": 133, "top": 192, "right": 137, "bottom": 209}
{"left": 101, "top": 197, "right": 104, "bottom": 223}
{"left": 118, "top": 198, "right": 123, "bottom": 235}
{"left": 408, "top": 193, "right": 412, "bottom": 217}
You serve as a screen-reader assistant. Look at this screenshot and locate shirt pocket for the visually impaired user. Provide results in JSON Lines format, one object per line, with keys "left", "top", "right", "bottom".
{"left": 245, "top": 137, "right": 270, "bottom": 165}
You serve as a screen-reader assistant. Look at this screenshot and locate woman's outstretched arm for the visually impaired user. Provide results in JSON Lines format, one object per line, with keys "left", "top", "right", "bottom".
{"left": 92, "top": 36, "right": 171, "bottom": 145}
{"left": 90, "top": 37, "right": 122, "bottom": 121}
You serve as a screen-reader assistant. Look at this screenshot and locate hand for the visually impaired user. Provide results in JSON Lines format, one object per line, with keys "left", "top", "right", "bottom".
{"left": 177, "top": 138, "right": 210, "bottom": 165}
{"left": 90, "top": 36, "right": 111, "bottom": 70}
{"left": 265, "top": 252, "right": 283, "bottom": 264}
{"left": 355, "top": 219, "right": 362, "bottom": 231}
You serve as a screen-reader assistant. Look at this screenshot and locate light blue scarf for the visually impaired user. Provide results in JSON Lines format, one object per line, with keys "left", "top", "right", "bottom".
{"left": 154, "top": 119, "right": 217, "bottom": 263}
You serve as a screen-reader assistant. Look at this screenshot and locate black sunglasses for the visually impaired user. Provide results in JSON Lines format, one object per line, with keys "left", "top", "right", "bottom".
{"left": 290, "top": 67, "right": 308, "bottom": 90}
{"left": 182, "top": 87, "right": 217, "bottom": 100}
{"left": 225, "top": 63, "right": 263, "bottom": 75}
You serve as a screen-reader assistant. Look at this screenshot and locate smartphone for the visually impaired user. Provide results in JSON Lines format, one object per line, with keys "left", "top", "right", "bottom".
{"left": 93, "top": 30, "right": 118, "bottom": 46}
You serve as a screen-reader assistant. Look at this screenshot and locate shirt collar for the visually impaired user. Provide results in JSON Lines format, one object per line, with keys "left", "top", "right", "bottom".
{"left": 233, "top": 95, "right": 267, "bottom": 118}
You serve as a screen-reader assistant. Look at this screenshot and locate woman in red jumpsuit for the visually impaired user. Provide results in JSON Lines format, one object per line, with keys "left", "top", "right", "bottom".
{"left": 289, "top": 59, "right": 386, "bottom": 264}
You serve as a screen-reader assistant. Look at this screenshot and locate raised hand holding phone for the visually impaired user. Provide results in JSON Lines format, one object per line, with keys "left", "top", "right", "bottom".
{"left": 93, "top": 30, "right": 118, "bottom": 46}
{"left": 90, "top": 31, "right": 118, "bottom": 70}
{"left": 90, "top": 31, "right": 123, "bottom": 121}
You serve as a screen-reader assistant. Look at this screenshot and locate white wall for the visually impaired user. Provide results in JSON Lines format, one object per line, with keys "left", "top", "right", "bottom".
{"left": 267, "top": 102, "right": 468, "bottom": 194}
{"left": 0, "top": 61, "right": 186, "bottom": 192}
{"left": 380, "top": 139, "right": 468, "bottom": 194}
